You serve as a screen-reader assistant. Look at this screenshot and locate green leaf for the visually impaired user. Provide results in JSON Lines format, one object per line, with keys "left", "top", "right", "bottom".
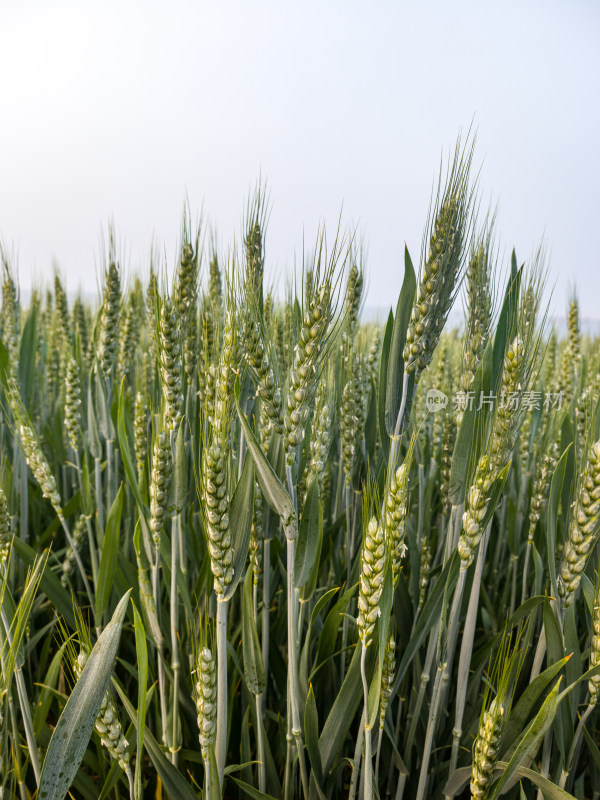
{"left": 208, "top": 746, "right": 221, "bottom": 800}
{"left": 12, "top": 537, "right": 75, "bottom": 628}
{"left": 132, "top": 521, "right": 163, "bottom": 649}
{"left": 492, "top": 263, "right": 522, "bottom": 394}
{"left": 242, "top": 566, "right": 266, "bottom": 696}
{"left": 385, "top": 246, "right": 416, "bottom": 436}
{"left": 132, "top": 602, "right": 148, "bottom": 800}
{"left": 117, "top": 378, "right": 150, "bottom": 536}
{"left": 95, "top": 484, "right": 124, "bottom": 621}
{"left": 305, "top": 685, "right": 325, "bottom": 791}
{"left": 583, "top": 724, "right": 600, "bottom": 772}
{"left": 395, "top": 552, "right": 459, "bottom": 687}
{"left": 223, "top": 451, "right": 254, "bottom": 602}
{"left": 448, "top": 342, "right": 493, "bottom": 505}
{"left": 171, "top": 423, "right": 187, "bottom": 513}
{"left": 502, "top": 655, "right": 571, "bottom": 754}
{"left": 315, "top": 583, "right": 357, "bottom": 671}
{"left": 0, "top": 337, "right": 10, "bottom": 386}
{"left": 318, "top": 641, "right": 377, "bottom": 776}
{"left": 543, "top": 601, "right": 569, "bottom": 759}
{"left": 546, "top": 445, "right": 570, "bottom": 600}
{"left": 378, "top": 310, "right": 394, "bottom": 450}
{"left": 19, "top": 305, "right": 38, "bottom": 410}
{"left": 370, "top": 560, "right": 393, "bottom": 726}
{"left": 228, "top": 776, "right": 279, "bottom": 800}
{"left": 235, "top": 380, "right": 295, "bottom": 531}
{"left": 295, "top": 478, "right": 323, "bottom": 589}
{"left": 491, "top": 678, "right": 562, "bottom": 799}
{"left": 38, "top": 591, "right": 131, "bottom": 800}
{"left": 0, "top": 552, "right": 47, "bottom": 689}
{"left": 86, "top": 369, "right": 102, "bottom": 460}
{"left": 34, "top": 644, "right": 67, "bottom": 735}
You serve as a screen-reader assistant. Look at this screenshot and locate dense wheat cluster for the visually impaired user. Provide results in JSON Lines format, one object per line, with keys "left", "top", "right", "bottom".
{"left": 1, "top": 142, "right": 600, "bottom": 800}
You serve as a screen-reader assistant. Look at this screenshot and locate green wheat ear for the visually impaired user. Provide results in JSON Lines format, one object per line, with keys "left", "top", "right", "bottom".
{"left": 403, "top": 135, "right": 476, "bottom": 384}
{"left": 0, "top": 486, "right": 10, "bottom": 568}
{"left": 357, "top": 516, "right": 386, "bottom": 647}
{"left": 558, "top": 439, "right": 600, "bottom": 606}
{"left": 471, "top": 624, "right": 526, "bottom": 800}
{"left": 98, "top": 258, "right": 121, "bottom": 380}
{"left": 194, "top": 645, "right": 217, "bottom": 759}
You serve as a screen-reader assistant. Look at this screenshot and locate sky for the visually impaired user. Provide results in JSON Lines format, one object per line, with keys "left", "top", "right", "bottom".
{"left": 0, "top": 0, "right": 599, "bottom": 320}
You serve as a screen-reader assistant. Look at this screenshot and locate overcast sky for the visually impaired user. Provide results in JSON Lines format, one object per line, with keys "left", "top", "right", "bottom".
{"left": 1, "top": 0, "right": 598, "bottom": 319}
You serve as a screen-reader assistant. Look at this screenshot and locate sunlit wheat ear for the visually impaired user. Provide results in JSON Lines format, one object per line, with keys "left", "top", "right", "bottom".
{"left": 403, "top": 138, "right": 475, "bottom": 384}
{"left": 175, "top": 235, "right": 200, "bottom": 379}
{"left": 203, "top": 436, "right": 233, "bottom": 598}
{"left": 194, "top": 645, "right": 217, "bottom": 759}
{"left": 470, "top": 627, "right": 523, "bottom": 800}
{"left": 340, "top": 376, "right": 357, "bottom": 487}
{"left": 440, "top": 413, "right": 457, "bottom": 514}
{"left": 149, "top": 430, "right": 171, "bottom": 549}
{"left": 354, "top": 355, "right": 368, "bottom": 450}
{"left": 244, "top": 320, "right": 283, "bottom": 434}
{"left": 1, "top": 257, "right": 20, "bottom": 384}
{"left": 567, "top": 295, "right": 581, "bottom": 371}
{"left": 283, "top": 281, "right": 332, "bottom": 467}
{"left": 209, "top": 252, "right": 223, "bottom": 312}
{"left": 18, "top": 422, "right": 62, "bottom": 515}
{"left": 158, "top": 296, "right": 183, "bottom": 433}
{"left": 134, "top": 391, "right": 148, "bottom": 480}
{"left": 117, "top": 295, "right": 138, "bottom": 375}
{"left": 61, "top": 514, "right": 87, "bottom": 587}
{"left": 459, "top": 335, "right": 525, "bottom": 567}
{"left": 304, "top": 378, "right": 333, "bottom": 498}
{"left": 175, "top": 240, "right": 198, "bottom": 320}
{"left": 458, "top": 221, "right": 495, "bottom": 424}
{"left": 246, "top": 221, "right": 264, "bottom": 307}
{"left": 98, "top": 260, "right": 121, "bottom": 380}
{"left": 203, "top": 315, "right": 236, "bottom": 597}
{"left": 418, "top": 536, "right": 432, "bottom": 609}
{"left": 0, "top": 487, "right": 10, "bottom": 569}
{"left": 53, "top": 272, "right": 71, "bottom": 350}
{"left": 357, "top": 516, "right": 386, "bottom": 648}
{"left": 344, "top": 262, "right": 364, "bottom": 340}
{"left": 249, "top": 490, "right": 263, "bottom": 588}
{"left": 146, "top": 265, "right": 158, "bottom": 360}
{"left": 430, "top": 341, "right": 449, "bottom": 459}
{"left": 64, "top": 356, "right": 82, "bottom": 452}
{"left": 386, "top": 461, "right": 409, "bottom": 587}
{"left": 74, "top": 648, "right": 132, "bottom": 775}
{"left": 71, "top": 295, "right": 90, "bottom": 354}
{"left": 470, "top": 696, "right": 504, "bottom": 800}
{"left": 528, "top": 437, "right": 560, "bottom": 544}
{"left": 197, "top": 299, "right": 215, "bottom": 410}
{"left": 558, "top": 440, "right": 600, "bottom": 606}
{"left": 367, "top": 325, "right": 381, "bottom": 384}
{"left": 543, "top": 331, "right": 558, "bottom": 389}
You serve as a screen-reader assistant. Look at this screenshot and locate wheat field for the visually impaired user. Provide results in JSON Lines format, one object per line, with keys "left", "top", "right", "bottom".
{"left": 0, "top": 138, "right": 599, "bottom": 800}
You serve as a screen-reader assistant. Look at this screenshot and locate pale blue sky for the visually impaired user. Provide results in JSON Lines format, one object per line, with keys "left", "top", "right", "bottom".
{"left": 1, "top": 0, "right": 598, "bottom": 319}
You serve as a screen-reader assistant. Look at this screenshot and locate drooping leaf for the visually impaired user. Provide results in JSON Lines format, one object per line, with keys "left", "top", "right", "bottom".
{"left": 39, "top": 591, "right": 131, "bottom": 800}
{"left": 295, "top": 478, "right": 323, "bottom": 589}
{"left": 223, "top": 451, "right": 254, "bottom": 602}
{"left": 95, "top": 484, "right": 124, "bottom": 621}
{"left": 132, "top": 602, "right": 148, "bottom": 800}
{"left": 242, "top": 566, "right": 266, "bottom": 696}
{"left": 235, "top": 379, "right": 295, "bottom": 532}
{"left": 491, "top": 678, "right": 562, "bottom": 799}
